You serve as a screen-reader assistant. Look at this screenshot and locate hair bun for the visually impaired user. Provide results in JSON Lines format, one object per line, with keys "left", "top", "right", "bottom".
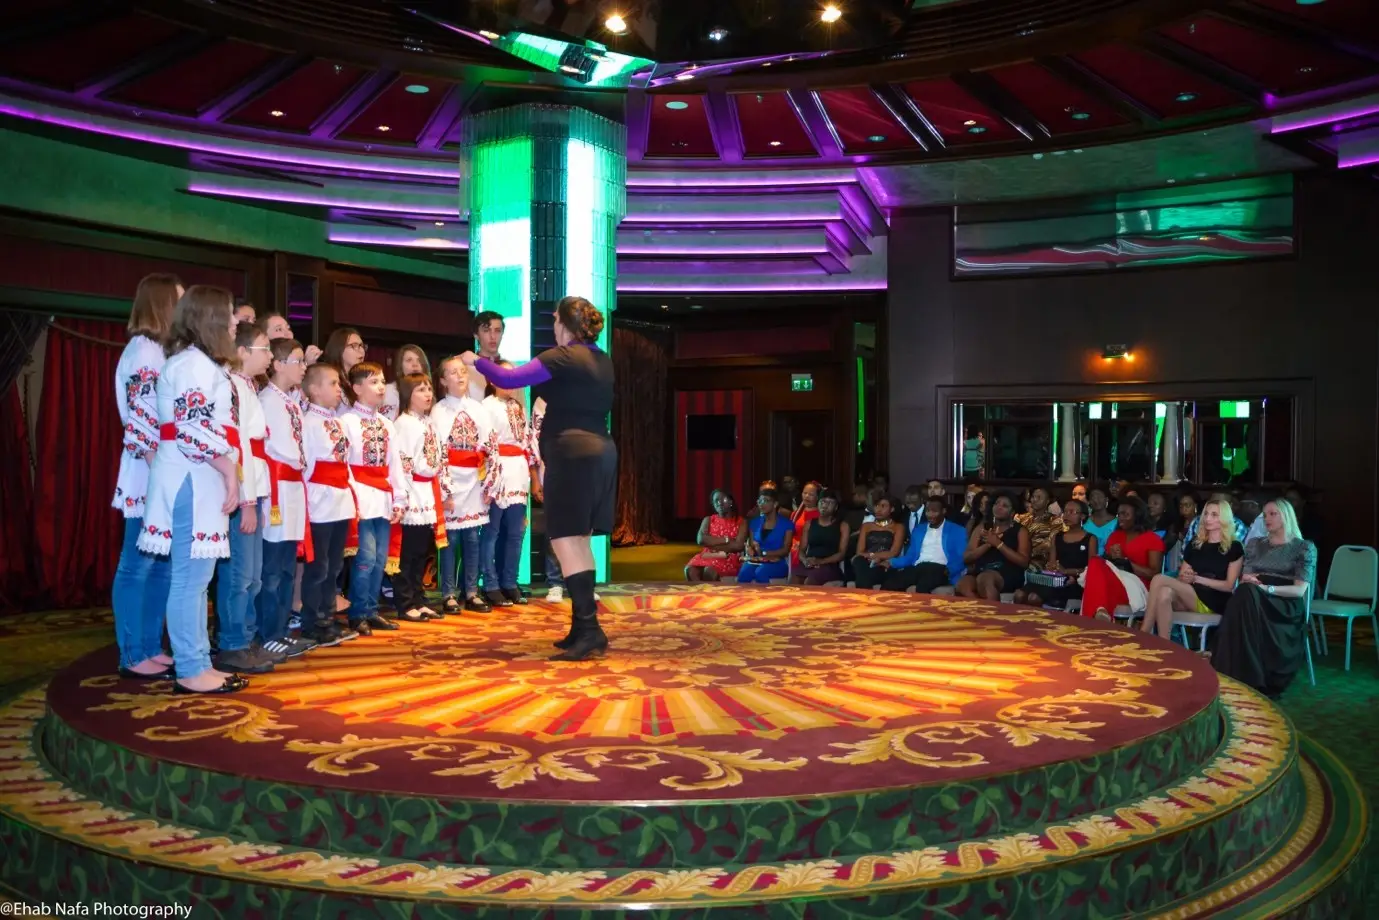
{"left": 580, "top": 304, "right": 604, "bottom": 340}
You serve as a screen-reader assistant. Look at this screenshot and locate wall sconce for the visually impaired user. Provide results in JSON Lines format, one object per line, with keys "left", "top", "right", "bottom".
{"left": 1102, "top": 344, "right": 1133, "bottom": 362}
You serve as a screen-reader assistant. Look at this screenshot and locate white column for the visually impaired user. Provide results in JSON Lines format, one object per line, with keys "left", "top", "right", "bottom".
{"left": 1058, "top": 403, "right": 1078, "bottom": 481}
{"left": 1161, "top": 402, "right": 1182, "bottom": 483}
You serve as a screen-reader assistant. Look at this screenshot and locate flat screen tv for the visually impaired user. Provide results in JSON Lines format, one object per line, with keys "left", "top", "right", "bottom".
{"left": 687, "top": 414, "right": 737, "bottom": 450}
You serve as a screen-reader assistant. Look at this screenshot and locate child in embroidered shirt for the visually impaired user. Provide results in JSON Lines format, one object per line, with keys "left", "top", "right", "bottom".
{"left": 340, "top": 362, "right": 409, "bottom": 635}
{"left": 214, "top": 322, "right": 279, "bottom": 675}
{"left": 136, "top": 286, "right": 245, "bottom": 695}
{"left": 382, "top": 344, "right": 430, "bottom": 421}
{"left": 256, "top": 339, "right": 315, "bottom": 660}
{"left": 299, "top": 363, "right": 359, "bottom": 648}
{"left": 111, "top": 273, "right": 181, "bottom": 679}
{"left": 432, "top": 357, "right": 497, "bottom": 614}
{"left": 480, "top": 363, "right": 536, "bottom": 608}
{"left": 393, "top": 373, "right": 450, "bottom": 622}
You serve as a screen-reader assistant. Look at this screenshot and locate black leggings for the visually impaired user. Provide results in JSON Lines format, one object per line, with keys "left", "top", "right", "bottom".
{"left": 394, "top": 524, "right": 435, "bottom": 612}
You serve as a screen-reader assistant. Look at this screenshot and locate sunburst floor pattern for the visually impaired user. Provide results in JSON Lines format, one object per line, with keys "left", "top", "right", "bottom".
{"left": 47, "top": 584, "right": 1221, "bottom": 802}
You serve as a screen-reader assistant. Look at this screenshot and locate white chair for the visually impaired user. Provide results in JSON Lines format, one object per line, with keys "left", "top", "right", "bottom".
{"left": 1309, "top": 545, "right": 1379, "bottom": 671}
{"left": 1170, "top": 610, "right": 1222, "bottom": 652}
{"left": 1302, "top": 584, "right": 1317, "bottom": 686}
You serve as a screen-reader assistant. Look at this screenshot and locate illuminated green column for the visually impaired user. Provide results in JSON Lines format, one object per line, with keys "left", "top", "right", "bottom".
{"left": 460, "top": 104, "right": 626, "bottom": 584}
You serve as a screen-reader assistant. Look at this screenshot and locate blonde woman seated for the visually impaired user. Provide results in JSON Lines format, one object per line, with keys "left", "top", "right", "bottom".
{"left": 1141, "top": 500, "right": 1244, "bottom": 639}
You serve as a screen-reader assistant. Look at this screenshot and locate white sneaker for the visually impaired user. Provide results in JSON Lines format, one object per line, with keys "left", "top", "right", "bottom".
{"left": 594, "top": 592, "right": 601, "bottom": 602}
{"left": 546, "top": 586, "right": 565, "bottom": 603}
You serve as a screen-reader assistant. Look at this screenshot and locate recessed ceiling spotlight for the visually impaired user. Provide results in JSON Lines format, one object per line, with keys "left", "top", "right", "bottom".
{"left": 821, "top": 5, "right": 842, "bottom": 24}
{"left": 270, "top": 110, "right": 284, "bottom": 117}
{"left": 708, "top": 27, "right": 728, "bottom": 41}
{"left": 1166, "top": 178, "right": 1176, "bottom": 184}
{"left": 675, "top": 70, "right": 696, "bottom": 81}
{"left": 1070, "top": 111, "right": 1091, "bottom": 121}
{"left": 967, "top": 125, "right": 987, "bottom": 134}
{"left": 963, "top": 119, "right": 977, "bottom": 126}
{"left": 1073, "top": 148, "right": 1083, "bottom": 153}
{"left": 660, "top": 304, "right": 670, "bottom": 310}
{"left": 1194, "top": 171, "right": 1207, "bottom": 178}
{"left": 377, "top": 125, "right": 391, "bottom": 132}
{"left": 867, "top": 134, "right": 886, "bottom": 142}
{"left": 1032, "top": 153, "right": 1044, "bottom": 159}
{"left": 435, "top": 221, "right": 445, "bottom": 227}
{"left": 1298, "top": 65, "right": 1314, "bottom": 73}
{"left": 673, "top": 141, "right": 688, "bottom": 147}
{"left": 1053, "top": 150, "right": 1067, "bottom": 155}
{"left": 1175, "top": 91, "right": 1197, "bottom": 102}
{"left": 559, "top": 64, "right": 580, "bottom": 73}
{"left": 665, "top": 100, "right": 689, "bottom": 110}
{"left": 769, "top": 140, "right": 782, "bottom": 146}
{"left": 405, "top": 84, "right": 430, "bottom": 94}
{"left": 605, "top": 14, "right": 628, "bottom": 34}
{"left": 479, "top": 30, "right": 500, "bottom": 40}
{"left": 691, "top": 304, "right": 703, "bottom": 310}
{"left": 1295, "top": 0, "right": 1326, "bottom": 5}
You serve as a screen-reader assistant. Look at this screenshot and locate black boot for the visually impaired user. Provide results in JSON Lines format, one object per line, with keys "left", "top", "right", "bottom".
{"left": 553, "top": 610, "right": 577, "bottom": 649}
{"left": 551, "top": 570, "right": 606, "bottom": 661}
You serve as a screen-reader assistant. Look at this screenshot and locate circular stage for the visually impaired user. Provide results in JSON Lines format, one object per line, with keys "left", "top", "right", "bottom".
{"left": 1, "top": 585, "right": 1370, "bottom": 917}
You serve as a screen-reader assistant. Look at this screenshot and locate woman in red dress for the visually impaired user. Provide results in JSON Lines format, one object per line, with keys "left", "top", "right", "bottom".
{"left": 788, "top": 481, "right": 822, "bottom": 569}
{"left": 686, "top": 490, "right": 749, "bottom": 582}
{"left": 1080, "top": 496, "right": 1165, "bottom": 620}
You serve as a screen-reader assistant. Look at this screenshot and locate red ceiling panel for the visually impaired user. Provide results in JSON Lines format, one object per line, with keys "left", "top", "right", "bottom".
{"left": 733, "top": 92, "right": 816, "bottom": 157}
{"left": 0, "top": 13, "right": 185, "bottom": 91}
{"left": 1072, "top": 45, "right": 1248, "bottom": 118}
{"left": 901, "top": 78, "right": 1023, "bottom": 145}
{"left": 1160, "top": 15, "right": 1372, "bottom": 96}
{"left": 815, "top": 87, "right": 918, "bottom": 154}
{"left": 338, "top": 74, "right": 455, "bottom": 144}
{"left": 110, "top": 40, "right": 281, "bottom": 114}
{"left": 230, "top": 59, "right": 367, "bottom": 132}
{"left": 986, "top": 61, "right": 1133, "bottom": 134}
{"left": 1250, "top": 0, "right": 1379, "bottom": 47}
{"left": 645, "top": 94, "right": 718, "bottom": 158}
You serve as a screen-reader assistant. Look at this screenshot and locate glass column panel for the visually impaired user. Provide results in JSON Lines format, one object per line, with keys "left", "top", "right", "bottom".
{"left": 460, "top": 104, "right": 626, "bottom": 583}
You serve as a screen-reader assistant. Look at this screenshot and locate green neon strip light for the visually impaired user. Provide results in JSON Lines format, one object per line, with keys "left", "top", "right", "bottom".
{"left": 856, "top": 357, "right": 865, "bottom": 452}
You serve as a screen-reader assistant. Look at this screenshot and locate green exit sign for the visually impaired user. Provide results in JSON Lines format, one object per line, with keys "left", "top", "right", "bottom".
{"left": 791, "top": 373, "right": 814, "bottom": 392}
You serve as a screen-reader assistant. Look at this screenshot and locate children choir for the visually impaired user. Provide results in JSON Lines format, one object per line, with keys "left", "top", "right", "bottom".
{"left": 111, "top": 277, "right": 543, "bottom": 695}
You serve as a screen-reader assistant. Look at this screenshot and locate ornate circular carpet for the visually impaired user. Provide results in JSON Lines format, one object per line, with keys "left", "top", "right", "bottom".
{"left": 47, "top": 584, "right": 1219, "bottom": 802}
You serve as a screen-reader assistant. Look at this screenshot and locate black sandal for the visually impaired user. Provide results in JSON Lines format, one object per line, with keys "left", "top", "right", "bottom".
{"left": 174, "top": 676, "right": 249, "bottom": 695}
{"left": 443, "top": 597, "right": 462, "bottom": 615}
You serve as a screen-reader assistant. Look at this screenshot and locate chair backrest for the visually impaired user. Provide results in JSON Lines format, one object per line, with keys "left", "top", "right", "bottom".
{"left": 1323, "top": 546, "right": 1379, "bottom": 605}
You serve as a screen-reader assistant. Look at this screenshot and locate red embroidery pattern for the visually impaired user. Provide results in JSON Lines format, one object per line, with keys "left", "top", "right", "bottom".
{"left": 359, "top": 419, "right": 389, "bottom": 466}
{"left": 286, "top": 402, "right": 305, "bottom": 467}
{"left": 421, "top": 426, "right": 443, "bottom": 470}
{"left": 124, "top": 367, "right": 159, "bottom": 451}
{"left": 324, "top": 419, "right": 348, "bottom": 463}
{"left": 505, "top": 400, "right": 527, "bottom": 442}
{"left": 447, "top": 413, "right": 480, "bottom": 451}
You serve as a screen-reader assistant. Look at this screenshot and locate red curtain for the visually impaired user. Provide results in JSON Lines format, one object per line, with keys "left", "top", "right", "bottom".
{"left": 0, "top": 384, "right": 36, "bottom": 613}
{"left": 34, "top": 320, "right": 127, "bottom": 608}
{"left": 611, "top": 324, "right": 669, "bottom": 546}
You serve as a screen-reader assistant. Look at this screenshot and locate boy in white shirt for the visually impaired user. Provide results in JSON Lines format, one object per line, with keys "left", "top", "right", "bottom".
{"left": 300, "top": 363, "right": 359, "bottom": 648}
{"left": 432, "top": 356, "right": 497, "bottom": 613}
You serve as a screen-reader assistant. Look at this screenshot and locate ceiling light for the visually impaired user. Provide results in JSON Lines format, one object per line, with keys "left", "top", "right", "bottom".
{"left": 1166, "top": 178, "right": 1176, "bottom": 184}
{"left": 1070, "top": 111, "right": 1090, "bottom": 121}
{"left": 1032, "top": 153, "right": 1044, "bottom": 159}
{"left": 963, "top": 119, "right": 977, "bottom": 126}
{"left": 1298, "top": 65, "right": 1314, "bottom": 73}
{"left": 377, "top": 125, "right": 391, "bottom": 132}
{"left": 665, "top": 100, "right": 689, "bottom": 110}
{"left": 769, "top": 140, "right": 782, "bottom": 146}
{"left": 967, "top": 125, "right": 987, "bottom": 134}
{"left": 660, "top": 304, "right": 670, "bottom": 310}
{"left": 435, "top": 221, "right": 445, "bottom": 227}
{"left": 1175, "top": 91, "right": 1197, "bottom": 103}
{"left": 691, "top": 304, "right": 703, "bottom": 310}
{"left": 559, "top": 64, "right": 580, "bottom": 74}
{"left": 605, "top": 14, "right": 628, "bottom": 34}
{"left": 405, "top": 84, "right": 430, "bottom": 94}
{"left": 1199, "top": 235, "right": 1211, "bottom": 241}
{"left": 1296, "top": 0, "right": 1325, "bottom": 5}
{"left": 675, "top": 70, "right": 695, "bottom": 81}
{"left": 867, "top": 134, "right": 886, "bottom": 142}
{"left": 708, "top": 28, "right": 728, "bottom": 41}
{"left": 1053, "top": 150, "right": 1067, "bottom": 155}
{"left": 821, "top": 5, "right": 842, "bottom": 24}
{"left": 270, "top": 110, "right": 284, "bottom": 117}
{"left": 479, "top": 30, "right": 500, "bottom": 40}
{"left": 1073, "top": 148, "right": 1083, "bottom": 153}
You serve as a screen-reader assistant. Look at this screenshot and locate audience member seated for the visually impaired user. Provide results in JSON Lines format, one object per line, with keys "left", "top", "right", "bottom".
{"left": 790, "top": 489, "right": 850, "bottom": 586}
{"left": 850, "top": 495, "right": 906, "bottom": 589}
{"left": 685, "top": 490, "right": 748, "bottom": 582}
{"left": 963, "top": 490, "right": 992, "bottom": 539}
{"left": 957, "top": 493, "right": 1031, "bottom": 601}
{"left": 1184, "top": 490, "right": 1247, "bottom": 545}
{"left": 1165, "top": 491, "right": 1199, "bottom": 575}
{"left": 1019, "top": 499, "right": 1096, "bottom": 609}
{"left": 1085, "top": 486, "right": 1117, "bottom": 556}
{"left": 952, "top": 481, "right": 981, "bottom": 528}
{"left": 898, "top": 485, "right": 925, "bottom": 543}
{"left": 1146, "top": 491, "right": 1169, "bottom": 537}
{"left": 788, "top": 481, "right": 822, "bottom": 568}
{"left": 744, "top": 480, "right": 777, "bottom": 519}
{"left": 1079, "top": 496, "right": 1165, "bottom": 620}
{"left": 778, "top": 475, "right": 801, "bottom": 514}
{"left": 1212, "top": 499, "right": 1317, "bottom": 698}
{"left": 1014, "top": 485, "right": 1066, "bottom": 578}
{"left": 1140, "top": 500, "right": 1243, "bottom": 639}
{"left": 875, "top": 496, "right": 967, "bottom": 593}
{"left": 841, "top": 484, "right": 872, "bottom": 581}
{"left": 737, "top": 489, "right": 795, "bottom": 584}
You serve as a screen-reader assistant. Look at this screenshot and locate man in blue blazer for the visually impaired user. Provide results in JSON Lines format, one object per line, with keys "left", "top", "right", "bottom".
{"left": 874, "top": 496, "right": 968, "bottom": 593}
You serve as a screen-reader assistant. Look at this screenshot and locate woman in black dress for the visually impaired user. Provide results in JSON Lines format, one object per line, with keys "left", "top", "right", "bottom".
{"left": 462, "top": 296, "right": 616, "bottom": 662}
{"left": 1140, "top": 500, "right": 1244, "bottom": 640}
{"left": 957, "top": 493, "right": 1031, "bottom": 601}
{"left": 1022, "top": 498, "right": 1097, "bottom": 609}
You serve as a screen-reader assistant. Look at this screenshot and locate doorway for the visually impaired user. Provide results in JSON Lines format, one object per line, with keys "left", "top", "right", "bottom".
{"left": 770, "top": 410, "right": 835, "bottom": 487}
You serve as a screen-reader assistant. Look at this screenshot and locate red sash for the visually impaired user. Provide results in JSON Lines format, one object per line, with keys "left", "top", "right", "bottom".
{"left": 413, "top": 473, "right": 450, "bottom": 549}
{"left": 349, "top": 464, "right": 391, "bottom": 492}
{"left": 448, "top": 448, "right": 483, "bottom": 468}
{"left": 497, "top": 444, "right": 526, "bottom": 458}
{"left": 250, "top": 438, "right": 268, "bottom": 462}
{"left": 301, "top": 461, "right": 352, "bottom": 564}
{"left": 265, "top": 458, "right": 302, "bottom": 530}
{"left": 159, "top": 423, "right": 177, "bottom": 441}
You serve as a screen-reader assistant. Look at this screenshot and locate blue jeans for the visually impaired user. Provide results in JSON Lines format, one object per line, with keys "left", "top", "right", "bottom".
{"left": 215, "top": 501, "right": 263, "bottom": 653}
{"left": 439, "top": 526, "right": 484, "bottom": 599}
{"left": 166, "top": 479, "right": 218, "bottom": 679}
{"left": 112, "top": 516, "right": 171, "bottom": 668}
{"left": 738, "top": 560, "right": 789, "bottom": 584}
{"left": 349, "top": 517, "right": 392, "bottom": 620}
{"left": 257, "top": 538, "right": 297, "bottom": 643}
{"left": 545, "top": 546, "right": 564, "bottom": 588}
{"left": 480, "top": 503, "right": 527, "bottom": 592}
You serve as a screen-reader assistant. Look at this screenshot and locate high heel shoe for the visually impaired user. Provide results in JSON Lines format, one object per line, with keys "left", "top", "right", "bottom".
{"left": 174, "top": 676, "right": 249, "bottom": 695}
{"left": 119, "top": 666, "right": 174, "bottom": 680}
{"left": 550, "top": 628, "right": 607, "bottom": 661}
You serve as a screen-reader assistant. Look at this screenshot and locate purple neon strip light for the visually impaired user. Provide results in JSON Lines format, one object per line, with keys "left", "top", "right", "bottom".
{"left": 330, "top": 233, "right": 468, "bottom": 248}
{"left": 328, "top": 232, "right": 832, "bottom": 258}
{"left": 0, "top": 99, "right": 458, "bottom": 179}
{"left": 1271, "top": 99, "right": 1379, "bottom": 134}
{"left": 190, "top": 183, "right": 460, "bottom": 217}
{"left": 617, "top": 279, "right": 885, "bottom": 292}
{"left": 625, "top": 172, "right": 857, "bottom": 187}
{"left": 622, "top": 211, "right": 839, "bottom": 224}
{"left": 1338, "top": 149, "right": 1379, "bottom": 168}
